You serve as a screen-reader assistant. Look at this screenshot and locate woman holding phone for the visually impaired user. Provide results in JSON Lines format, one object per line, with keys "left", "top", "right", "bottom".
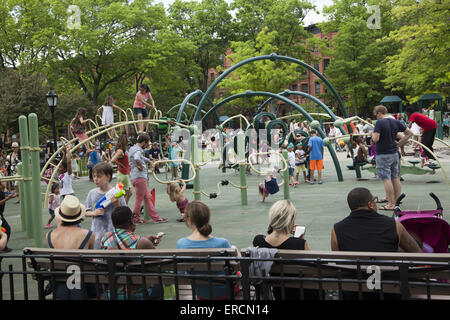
{"left": 252, "top": 200, "right": 320, "bottom": 300}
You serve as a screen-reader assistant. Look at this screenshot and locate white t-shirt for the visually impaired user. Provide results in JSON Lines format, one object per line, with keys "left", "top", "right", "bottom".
{"left": 288, "top": 151, "right": 296, "bottom": 168}
{"left": 295, "top": 149, "right": 306, "bottom": 164}
{"left": 411, "top": 122, "right": 421, "bottom": 135}
{"left": 59, "top": 172, "right": 75, "bottom": 196}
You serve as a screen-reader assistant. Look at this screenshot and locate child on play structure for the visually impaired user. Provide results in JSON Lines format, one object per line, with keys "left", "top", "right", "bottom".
{"left": 295, "top": 142, "right": 308, "bottom": 183}
{"left": 258, "top": 168, "right": 285, "bottom": 203}
{"left": 167, "top": 179, "right": 189, "bottom": 222}
{"left": 45, "top": 183, "right": 60, "bottom": 229}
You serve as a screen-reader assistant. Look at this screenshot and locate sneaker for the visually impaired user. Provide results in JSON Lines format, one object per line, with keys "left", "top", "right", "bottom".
{"left": 176, "top": 218, "right": 185, "bottom": 223}
{"left": 318, "top": 181, "right": 323, "bottom": 185}
{"left": 45, "top": 224, "right": 52, "bottom": 229}
{"left": 154, "top": 218, "right": 168, "bottom": 224}
{"left": 310, "top": 181, "right": 315, "bottom": 185}
{"left": 294, "top": 181, "right": 299, "bottom": 186}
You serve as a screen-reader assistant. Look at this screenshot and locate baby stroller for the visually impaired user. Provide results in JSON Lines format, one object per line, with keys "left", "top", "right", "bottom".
{"left": 394, "top": 193, "right": 450, "bottom": 253}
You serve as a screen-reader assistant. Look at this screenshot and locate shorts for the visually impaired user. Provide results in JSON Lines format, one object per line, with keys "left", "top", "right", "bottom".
{"left": 116, "top": 172, "right": 132, "bottom": 190}
{"left": 376, "top": 153, "right": 400, "bottom": 181}
{"left": 309, "top": 159, "right": 323, "bottom": 171}
{"left": 296, "top": 163, "right": 306, "bottom": 173}
{"left": 288, "top": 167, "right": 295, "bottom": 177}
{"left": 49, "top": 209, "right": 55, "bottom": 217}
{"left": 133, "top": 107, "right": 148, "bottom": 118}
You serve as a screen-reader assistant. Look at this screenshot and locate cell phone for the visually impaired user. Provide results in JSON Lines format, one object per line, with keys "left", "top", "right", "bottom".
{"left": 294, "top": 226, "right": 306, "bottom": 238}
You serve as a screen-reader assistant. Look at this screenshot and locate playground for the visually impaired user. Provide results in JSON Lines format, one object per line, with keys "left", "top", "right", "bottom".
{"left": 1, "top": 54, "right": 449, "bottom": 301}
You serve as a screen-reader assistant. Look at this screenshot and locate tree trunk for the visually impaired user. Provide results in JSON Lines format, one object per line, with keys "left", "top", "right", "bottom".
{"left": 353, "top": 89, "right": 358, "bottom": 116}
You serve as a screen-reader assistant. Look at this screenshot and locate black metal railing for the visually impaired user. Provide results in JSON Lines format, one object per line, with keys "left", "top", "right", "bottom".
{"left": 0, "top": 252, "right": 449, "bottom": 300}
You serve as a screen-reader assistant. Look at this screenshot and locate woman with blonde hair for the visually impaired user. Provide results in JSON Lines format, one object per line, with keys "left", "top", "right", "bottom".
{"left": 253, "top": 200, "right": 319, "bottom": 300}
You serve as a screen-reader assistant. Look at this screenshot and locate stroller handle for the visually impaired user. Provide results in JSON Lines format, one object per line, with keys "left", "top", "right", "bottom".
{"left": 395, "top": 193, "right": 406, "bottom": 207}
{"left": 429, "top": 192, "right": 443, "bottom": 211}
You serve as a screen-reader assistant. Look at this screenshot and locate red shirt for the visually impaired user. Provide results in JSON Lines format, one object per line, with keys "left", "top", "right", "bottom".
{"left": 116, "top": 152, "right": 130, "bottom": 175}
{"left": 409, "top": 113, "right": 437, "bottom": 132}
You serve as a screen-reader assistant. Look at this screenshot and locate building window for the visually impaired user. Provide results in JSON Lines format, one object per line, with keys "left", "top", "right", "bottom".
{"left": 314, "top": 64, "right": 320, "bottom": 71}
{"left": 324, "top": 38, "right": 329, "bottom": 48}
{"left": 301, "top": 83, "right": 308, "bottom": 93}
{"left": 323, "top": 59, "right": 330, "bottom": 71}
{"left": 292, "top": 84, "right": 298, "bottom": 91}
{"left": 301, "top": 69, "right": 307, "bottom": 76}
{"left": 315, "top": 82, "right": 320, "bottom": 95}
{"left": 210, "top": 72, "right": 215, "bottom": 81}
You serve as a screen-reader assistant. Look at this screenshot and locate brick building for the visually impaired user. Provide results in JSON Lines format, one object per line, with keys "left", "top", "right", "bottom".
{"left": 207, "top": 24, "right": 338, "bottom": 116}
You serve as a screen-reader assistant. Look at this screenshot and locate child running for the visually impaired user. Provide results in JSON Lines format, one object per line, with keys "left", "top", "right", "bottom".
{"left": 46, "top": 183, "right": 60, "bottom": 228}
{"left": 167, "top": 179, "right": 189, "bottom": 222}
{"left": 85, "top": 162, "right": 127, "bottom": 249}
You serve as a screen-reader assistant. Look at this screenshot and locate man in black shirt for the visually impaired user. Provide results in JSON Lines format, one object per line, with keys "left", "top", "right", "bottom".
{"left": 148, "top": 142, "right": 163, "bottom": 173}
{"left": 331, "top": 187, "right": 421, "bottom": 253}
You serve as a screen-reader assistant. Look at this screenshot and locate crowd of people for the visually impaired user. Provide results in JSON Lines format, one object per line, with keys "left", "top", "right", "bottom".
{"left": 0, "top": 80, "right": 444, "bottom": 300}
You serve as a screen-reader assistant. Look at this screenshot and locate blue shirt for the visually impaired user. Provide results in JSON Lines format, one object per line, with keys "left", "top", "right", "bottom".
{"left": 89, "top": 150, "right": 100, "bottom": 165}
{"left": 176, "top": 237, "right": 231, "bottom": 299}
{"left": 308, "top": 136, "right": 325, "bottom": 160}
{"left": 373, "top": 117, "right": 406, "bottom": 155}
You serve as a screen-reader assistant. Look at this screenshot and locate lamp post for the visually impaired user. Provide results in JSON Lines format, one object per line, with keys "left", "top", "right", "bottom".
{"left": 46, "top": 89, "right": 58, "bottom": 154}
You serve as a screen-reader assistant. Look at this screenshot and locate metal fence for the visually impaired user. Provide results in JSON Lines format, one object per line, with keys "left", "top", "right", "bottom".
{"left": 1, "top": 251, "right": 449, "bottom": 300}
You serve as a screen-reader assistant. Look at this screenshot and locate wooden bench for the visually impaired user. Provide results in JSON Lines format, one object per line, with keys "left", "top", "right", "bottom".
{"left": 240, "top": 249, "right": 450, "bottom": 300}
{"left": 23, "top": 247, "right": 241, "bottom": 300}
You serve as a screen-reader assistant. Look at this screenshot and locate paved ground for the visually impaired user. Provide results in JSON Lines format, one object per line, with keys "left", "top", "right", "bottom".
{"left": 1, "top": 139, "right": 449, "bottom": 299}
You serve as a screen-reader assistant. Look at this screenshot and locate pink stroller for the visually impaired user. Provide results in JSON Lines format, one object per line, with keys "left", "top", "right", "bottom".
{"left": 394, "top": 193, "right": 450, "bottom": 253}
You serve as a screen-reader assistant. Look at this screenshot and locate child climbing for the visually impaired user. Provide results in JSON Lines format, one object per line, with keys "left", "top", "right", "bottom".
{"left": 167, "top": 179, "right": 189, "bottom": 222}
{"left": 46, "top": 183, "right": 60, "bottom": 228}
{"left": 258, "top": 169, "right": 285, "bottom": 203}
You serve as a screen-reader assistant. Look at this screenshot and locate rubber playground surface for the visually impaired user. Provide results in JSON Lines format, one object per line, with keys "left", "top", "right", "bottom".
{"left": 2, "top": 141, "right": 449, "bottom": 299}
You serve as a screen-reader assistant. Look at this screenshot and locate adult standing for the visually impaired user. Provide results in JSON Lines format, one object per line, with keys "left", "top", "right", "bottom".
{"left": 133, "top": 84, "right": 156, "bottom": 134}
{"left": 405, "top": 107, "right": 437, "bottom": 164}
{"left": 6, "top": 142, "right": 21, "bottom": 203}
{"left": 129, "top": 134, "right": 167, "bottom": 224}
{"left": 371, "top": 105, "right": 413, "bottom": 210}
{"left": 147, "top": 142, "right": 163, "bottom": 174}
{"left": 307, "top": 130, "right": 325, "bottom": 185}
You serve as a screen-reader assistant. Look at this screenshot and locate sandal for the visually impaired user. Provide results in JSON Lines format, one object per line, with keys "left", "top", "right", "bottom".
{"left": 379, "top": 205, "right": 395, "bottom": 211}
{"left": 375, "top": 197, "right": 388, "bottom": 203}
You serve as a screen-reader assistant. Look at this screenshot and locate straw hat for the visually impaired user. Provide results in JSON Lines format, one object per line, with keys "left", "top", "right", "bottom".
{"left": 55, "top": 195, "right": 86, "bottom": 223}
{"left": 12, "top": 142, "right": 19, "bottom": 148}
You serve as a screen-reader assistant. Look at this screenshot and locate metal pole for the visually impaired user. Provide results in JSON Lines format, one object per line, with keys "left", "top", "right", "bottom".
{"left": 282, "top": 150, "right": 290, "bottom": 200}
{"left": 51, "top": 107, "right": 57, "bottom": 155}
{"left": 17, "top": 163, "right": 26, "bottom": 233}
{"left": 18, "top": 116, "right": 33, "bottom": 239}
{"left": 191, "top": 135, "right": 201, "bottom": 201}
{"left": 29, "top": 114, "right": 43, "bottom": 247}
{"left": 237, "top": 131, "right": 247, "bottom": 206}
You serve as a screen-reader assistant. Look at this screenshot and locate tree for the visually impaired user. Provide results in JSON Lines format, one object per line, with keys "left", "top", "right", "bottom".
{"left": 382, "top": 0, "right": 450, "bottom": 101}
{"left": 167, "top": 0, "right": 234, "bottom": 94}
{"left": 44, "top": 0, "right": 167, "bottom": 106}
{"left": 320, "top": 0, "right": 401, "bottom": 116}
{"left": 217, "top": 28, "right": 303, "bottom": 113}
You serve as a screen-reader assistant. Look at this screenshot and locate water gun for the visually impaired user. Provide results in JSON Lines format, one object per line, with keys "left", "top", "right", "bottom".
{"left": 95, "top": 183, "right": 125, "bottom": 212}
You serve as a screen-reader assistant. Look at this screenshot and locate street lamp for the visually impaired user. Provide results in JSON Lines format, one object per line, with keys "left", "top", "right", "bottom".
{"left": 46, "top": 89, "right": 58, "bottom": 154}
